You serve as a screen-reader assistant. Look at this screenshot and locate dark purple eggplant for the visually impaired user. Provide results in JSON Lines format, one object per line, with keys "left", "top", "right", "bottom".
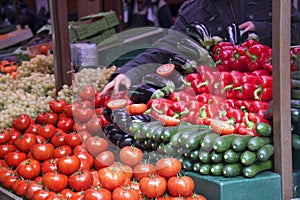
{"left": 117, "top": 135, "right": 135, "bottom": 148}
{"left": 142, "top": 73, "right": 170, "bottom": 89}
{"left": 127, "top": 84, "right": 158, "bottom": 104}
{"left": 131, "top": 114, "right": 152, "bottom": 123}
{"left": 169, "top": 54, "right": 197, "bottom": 75}
{"left": 103, "top": 106, "right": 113, "bottom": 123}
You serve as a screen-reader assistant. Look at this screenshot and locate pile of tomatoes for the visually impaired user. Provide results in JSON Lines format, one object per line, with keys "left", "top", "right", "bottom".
{"left": 0, "top": 59, "right": 18, "bottom": 79}
{"left": 0, "top": 85, "right": 206, "bottom": 200}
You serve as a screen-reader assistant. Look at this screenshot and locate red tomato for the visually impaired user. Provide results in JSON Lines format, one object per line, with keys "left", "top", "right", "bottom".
{"left": 50, "top": 129, "right": 66, "bottom": 147}
{"left": 73, "top": 107, "right": 94, "bottom": 123}
{"left": 12, "top": 114, "right": 32, "bottom": 131}
{"left": 25, "top": 180, "right": 44, "bottom": 200}
{"left": 84, "top": 136, "right": 108, "bottom": 156}
{"left": 186, "top": 193, "right": 207, "bottom": 200}
{"left": 86, "top": 117, "right": 103, "bottom": 135}
{"left": 41, "top": 158, "right": 58, "bottom": 174}
{"left": 2, "top": 173, "right": 18, "bottom": 190}
{"left": 60, "top": 188, "right": 76, "bottom": 199}
{"left": 0, "top": 169, "right": 15, "bottom": 185}
{"left": 119, "top": 146, "right": 143, "bottom": 167}
{"left": 210, "top": 119, "right": 234, "bottom": 135}
{"left": 139, "top": 175, "right": 167, "bottom": 198}
{"left": 43, "top": 172, "right": 68, "bottom": 192}
{"left": 78, "top": 130, "right": 91, "bottom": 141}
{"left": 53, "top": 145, "right": 73, "bottom": 158}
{"left": 4, "top": 152, "right": 27, "bottom": 168}
{"left": 32, "top": 189, "right": 55, "bottom": 200}
{"left": 133, "top": 163, "right": 156, "bottom": 181}
{"left": 68, "top": 169, "right": 93, "bottom": 192}
{"left": 43, "top": 112, "right": 58, "bottom": 125}
{"left": 112, "top": 186, "right": 140, "bottom": 200}
{"left": 0, "top": 144, "right": 15, "bottom": 159}
{"left": 31, "top": 143, "right": 54, "bottom": 161}
{"left": 50, "top": 99, "right": 67, "bottom": 114}
{"left": 93, "top": 150, "right": 115, "bottom": 169}
{"left": 83, "top": 187, "right": 111, "bottom": 200}
{"left": 74, "top": 151, "right": 94, "bottom": 170}
{"left": 0, "top": 129, "right": 11, "bottom": 144}
{"left": 107, "top": 99, "right": 128, "bottom": 110}
{"left": 64, "top": 132, "right": 82, "bottom": 148}
{"left": 57, "top": 117, "right": 74, "bottom": 133}
{"left": 94, "top": 92, "right": 106, "bottom": 108}
{"left": 16, "top": 159, "right": 41, "bottom": 180}
{"left": 39, "top": 45, "right": 49, "bottom": 55}
{"left": 73, "top": 144, "right": 88, "bottom": 154}
{"left": 36, "top": 112, "right": 45, "bottom": 124}
{"left": 7, "top": 128, "right": 21, "bottom": 145}
{"left": 36, "top": 135, "right": 47, "bottom": 144}
{"left": 15, "top": 133, "right": 37, "bottom": 153}
{"left": 167, "top": 176, "right": 195, "bottom": 197}
{"left": 79, "top": 85, "right": 95, "bottom": 101}
{"left": 25, "top": 123, "right": 42, "bottom": 135}
{"left": 57, "top": 155, "right": 81, "bottom": 175}
{"left": 126, "top": 103, "right": 148, "bottom": 115}
{"left": 12, "top": 179, "right": 30, "bottom": 197}
{"left": 113, "top": 162, "right": 134, "bottom": 180}
{"left": 37, "top": 124, "right": 56, "bottom": 139}
{"left": 156, "top": 63, "right": 175, "bottom": 77}
{"left": 98, "top": 166, "right": 127, "bottom": 191}
{"left": 90, "top": 169, "right": 101, "bottom": 188}
{"left": 63, "top": 104, "right": 77, "bottom": 118}
{"left": 156, "top": 158, "right": 182, "bottom": 178}
{"left": 159, "top": 115, "right": 180, "bottom": 126}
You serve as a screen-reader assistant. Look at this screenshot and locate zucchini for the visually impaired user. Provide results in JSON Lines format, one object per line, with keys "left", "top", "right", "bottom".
{"left": 223, "top": 163, "right": 243, "bottom": 177}
{"left": 184, "top": 149, "right": 192, "bottom": 158}
{"left": 247, "top": 136, "right": 272, "bottom": 151}
{"left": 142, "top": 139, "right": 154, "bottom": 150}
{"left": 140, "top": 121, "right": 162, "bottom": 137}
{"left": 182, "top": 157, "right": 195, "bottom": 171}
{"left": 190, "top": 149, "right": 200, "bottom": 161}
{"left": 129, "top": 121, "right": 143, "bottom": 134}
{"left": 151, "top": 126, "right": 165, "bottom": 143}
{"left": 177, "top": 147, "right": 186, "bottom": 156}
{"left": 146, "top": 125, "right": 163, "bottom": 140}
{"left": 257, "top": 144, "right": 274, "bottom": 161}
{"left": 213, "top": 134, "right": 238, "bottom": 153}
{"left": 185, "top": 130, "right": 212, "bottom": 150}
{"left": 193, "top": 162, "right": 202, "bottom": 172}
{"left": 199, "top": 164, "right": 212, "bottom": 175}
{"left": 292, "top": 134, "right": 300, "bottom": 150}
{"left": 201, "top": 132, "right": 220, "bottom": 151}
{"left": 170, "top": 132, "right": 183, "bottom": 147}
{"left": 198, "top": 150, "right": 211, "bottom": 164}
{"left": 157, "top": 142, "right": 165, "bottom": 153}
{"left": 240, "top": 150, "right": 258, "bottom": 165}
{"left": 163, "top": 142, "right": 179, "bottom": 157}
{"left": 231, "top": 135, "right": 253, "bottom": 152}
{"left": 243, "top": 160, "right": 273, "bottom": 178}
{"left": 223, "top": 149, "right": 242, "bottom": 164}
{"left": 178, "top": 130, "right": 196, "bottom": 146}
{"left": 210, "top": 163, "right": 224, "bottom": 176}
{"left": 210, "top": 151, "right": 223, "bottom": 163}
{"left": 255, "top": 122, "right": 272, "bottom": 137}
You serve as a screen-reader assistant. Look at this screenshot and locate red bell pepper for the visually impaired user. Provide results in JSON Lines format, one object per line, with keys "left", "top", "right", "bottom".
{"left": 245, "top": 43, "right": 269, "bottom": 71}
{"left": 233, "top": 83, "right": 259, "bottom": 100}
{"left": 254, "top": 75, "right": 273, "bottom": 101}
{"left": 196, "top": 93, "right": 212, "bottom": 104}
{"left": 251, "top": 69, "right": 271, "bottom": 76}
{"left": 240, "top": 39, "right": 259, "bottom": 48}
{"left": 230, "top": 46, "right": 249, "bottom": 72}
{"left": 169, "top": 91, "right": 196, "bottom": 102}
{"left": 226, "top": 108, "right": 245, "bottom": 123}
{"left": 215, "top": 49, "right": 234, "bottom": 72}
{"left": 211, "top": 42, "right": 234, "bottom": 61}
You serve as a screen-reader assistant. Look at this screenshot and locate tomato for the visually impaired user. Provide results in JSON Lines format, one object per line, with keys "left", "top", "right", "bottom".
{"left": 159, "top": 115, "right": 180, "bottom": 126}
{"left": 16, "top": 159, "right": 41, "bottom": 180}
{"left": 114, "top": 162, "right": 134, "bottom": 180}
{"left": 73, "top": 144, "right": 88, "bottom": 154}
{"left": 73, "top": 122, "right": 88, "bottom": 133}
{"left": 112, "top": 186, "right": 140, "bottom": 200}
{"left": 42, "top": 172, "right": 68, "bottom": 192}
{"left": 98, "top": 166, "right": 127, "bottom": 190}
{"left": 57, "top": 155, "right": 81, "bottom": 175}
{"left": 43, "top": 112, "right": 59, "bottom": 125}
{"left": 15, "top": 133, "right": 37, "bottom": 153}
{"left": 31, "top": 143, "right": 54, "bottom": 161}
{"left": 12, "top": 114, "right": 32, "bottom": 131}
{"left": 139, "top": 175, "right": 167, "bottom": 198}
{"left": 25, "top": 123, "right": 42, "bottom": 135}
{"left": 78, "top": 85, "right": 95, "bottom": 100}
{"left": 36, "top": 135, "right": 47, "bottom": 144}
{"left": 73, "top": 107, "right": 94, "bottom": 123}
{"left": 156, "top": 158, "right": 182, "bottom": 178}
{"left": 210, "top": 119, "right": 234, "bottom": 135}
{"left": 32, "top": 189, "right": 55, "bottom": 200}
{"left": 0, "top": 144, "right": 15, "bottom": 159}
{"left": 167, "top": 175, "right": 195, "bottom": 197}
{"left": 90, "top": 169, "right": 101, "bottom": 187}
{"left": 2, "top": 173, "right": 18, "bottom": 190}
{"left": 93, "top": 150, "right": 115, "bottom": 169}
{"left": 12, "top": 179, "right": 30, "bottom": 197}
{"left": 107, "top": 99, "right": 128, "bottom": 110}
{"left": 53, "top": 145, "right": 73, "bottom": 158}
{"left": 41, "top": 158, "right": 58, "bottom": 174}
{"left": 74, "top": 151, "right": 94, "bottom": 170}
{"left": 68, "top": 169, "right": 93, "bottom": 192}
{"left": 186, "top": 194, "right": 207, "bottom": 200}
{"left": 37, "top": 124, "right": 56, "bottom": 139}
{"left": 64, "top": 132, "right": 82, "bottom": 148}
{"left": 84, "top": 136, "right": 108, "bottom": 156}
{"left": 83, "top": 187, "right": 111, "bottom": 200}
{"left": 78, "top": 130, "right": 91, "bottom": 141}
{"left": 50, "top": 99, "right": 67, "bottom": 114}
{"left": 126, "top": 103, "right": 148, "bottom": 115}
{"left": 0, "top": 129, "right": 11, "bottom": 144}
{"left": 50, "top": 129, "right": 66, "bottom": 147}
{"left": 133, "top": 163, "right": 156, "bottom": 181}
{"left": 156, "top": 63, "right": 175, "bottom": 77}
{"left": 4, "top": 152, "right": 27, "bottom": 168}
{"left": 119, "top": 146, "right": 143, "bottom": 167}
{"left": 60, "top": 188, "right": 76, "bottom": 199}
{"left": 94, "top": 92, "right": 106, "bottom": 108}
{"left": 7, "top": 128, "right": 21, "bottom": 145}
{"left": 25, "top": 180, "right": 44, "bottom": 200}
{"left": 45, "top": 193, "right": 65, "bottom": 200}
{"left": 39, "top": 45, "right": 49, "bottom": 55}
{"left": 63, "top": 104, "right": 77, "bottom": 118}
{"left": 57, "top": 117, "right": 74, "bottom": 133}
{"left": 36, "top": 112, "right": 45, "bottom": 124}
{"left": 86, "top": 117, "right": 103, "bottom": 135}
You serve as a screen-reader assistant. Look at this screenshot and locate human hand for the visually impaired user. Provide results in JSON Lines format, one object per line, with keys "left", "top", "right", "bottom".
{"left": 100, "top": 74, "right": 131, "bottom": 96}
{"left": 238, "top": 21, "right": 255, "bottom": 34}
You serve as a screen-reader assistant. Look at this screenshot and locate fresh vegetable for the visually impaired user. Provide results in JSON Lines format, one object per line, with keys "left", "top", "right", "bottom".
{"left": 243, "top": 160, "right": 273, "bottom": 178}
{"left": 156, "top": 63, "right": 175, "bottom": 77}
{"left": 222, "top": 163, "right": 243, "bottom": 177}
{"left": 256, "top": 144, "right": 274, "bottom": 161}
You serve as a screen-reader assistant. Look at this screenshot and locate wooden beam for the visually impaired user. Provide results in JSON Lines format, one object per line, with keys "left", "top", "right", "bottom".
{"left": 49, "top": 0, "right": 73, "bottom": 92}
{"left": 272, "top": 0, "right": 293, "bottom": 199}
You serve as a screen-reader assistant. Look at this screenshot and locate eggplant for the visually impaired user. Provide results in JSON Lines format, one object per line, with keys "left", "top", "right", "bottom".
{"left": 168, "top": 54, "right": 197, "bottom": 75}
{"left": 117, "top": 135, "right": 135, "bottom": 148}
{"left": 107, "top": 128, "right": 126, "bottom": 145}
{"left": 103, "top": 106, "right": 113, "bottom": 123}
{"left": 142, "top": 73, "right": 170, "bottom": 89}
{"left": 131, "top": 114, "right": 152, "bottom": 123}
{"left": 127, "top": 84, "right": 158, "bottom": 104}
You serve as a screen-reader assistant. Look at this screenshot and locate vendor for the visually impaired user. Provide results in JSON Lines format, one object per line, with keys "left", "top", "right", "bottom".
{"left": 100, "top": 0, "right": 300, "bottom": 96}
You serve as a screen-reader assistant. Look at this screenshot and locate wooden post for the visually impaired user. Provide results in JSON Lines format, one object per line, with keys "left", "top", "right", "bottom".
{"left": 49, "top": 0, "right": 73, "bottom": 92}
{"left": 272, "top": 0, "right": 293, "bottom": 199}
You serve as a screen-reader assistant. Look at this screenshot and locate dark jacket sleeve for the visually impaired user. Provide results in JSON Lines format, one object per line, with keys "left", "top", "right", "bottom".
{"left": 110, "top": 0, "right": 198, "bottom": 83}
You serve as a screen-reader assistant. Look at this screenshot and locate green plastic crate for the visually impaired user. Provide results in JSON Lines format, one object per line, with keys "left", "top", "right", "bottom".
{"left": 184, "top": 171, "right": 282, "bottom": 200}
{"left": 88, "top": 28, "right": 116, "bottom": 45}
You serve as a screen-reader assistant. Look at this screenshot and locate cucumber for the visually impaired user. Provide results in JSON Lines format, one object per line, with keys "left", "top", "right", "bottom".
{"left": 213, "top": 134, "right": 238, "bottom": 153}
{"left": 201, "top": 132, "right": 220, "bottom": 151}
{"left": 255, "top": 122, "right": 272, "bottom": 137}
{"left": 178, "top": 129, "right": 196, "bottom": 146}
{"left": 184, "top": 149, "right": 192, "bottom": 158}
{"left": 185, "top": 130, "right": 212, "bottom": 150}
{"left": 223, "top": 149, "right": 242, "bottom": 164}
{"left": 163, "top": 142, "right": 179, "bottom": 156}
{"left": 257, "top": 144, "right": 274, "bottom": 161}
{"left": 210, "top": 163, "right": 224, "bottom": 176}
{"left": 247, "top": 136, "right": 272, "bottom": 151}
{"left": 146, "top": 126, "right": 164, "bottom": 142}
{"left": 199, "top": 164, "right": 211, "bottom": 175}
{"left": 243, "top": 160, "right": 273, "bottom": 178}
{"left": 140, "top": 121, "right": 162, "bottom": 136}
{"left": 170, "top": 132, "right": 183, "bottom": 147}
{"left": 182, "top": 157, "right": 195, "bottom": 171}
{"left": 193, "top": 162, "right": 202, "bottom": 172}
{"left": 232, "top": 135, "right": 253, "bottom": 152}
{"left": 129, "top": 121, "right": 143, "bottom": 134}
{"left": 223, "top": 163, "right": 243, "bottom": 177}
{"left": 177, "top": 147, "right": 186, "bottom": 156}
{"left": 190, "top": 149, "right": 200, "bottom": 161}
{"left": 134, "top": 130, "right": 146, "bottom": 142}
{"left": 142, "top": 139, "right": 153, "bottom": 150}
{"left": 240, "top": 150, "right": 258, "bottom": 165}
{"left": 292, "top": 134, "right": 300, "bottom": 150}
{"left": 210, "top": 151, "right": 223, "bottom": 163}
{"left": 198, "top": 150, "right": 211, "bottom": 164}
{"left": 157, "top": 142, "right": 165, "bottom": 153}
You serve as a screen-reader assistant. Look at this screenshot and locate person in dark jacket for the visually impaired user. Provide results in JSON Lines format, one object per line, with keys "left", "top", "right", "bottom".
{"left": 101, "top": 0, "right": 300, "bottom": 95}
